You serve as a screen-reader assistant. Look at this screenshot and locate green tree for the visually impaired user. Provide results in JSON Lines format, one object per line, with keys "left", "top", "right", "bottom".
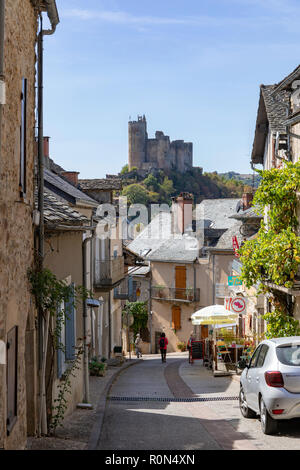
{"left": 160, "top": 176, "right": 174, "bottom": 198}
{"left": 143, "top": 173, "right": 159, "bottom": 192}
{"left": 238, "top": 162, "right": 300, "bottom": 338}
{"left": 123, "top": 301, "right": 148, "bottom": 337}
{"left": 120, "top": 164, "right": 129, "bottom": 174}
{"left": 122, "top": 183, "right": 150, "bottom": 205}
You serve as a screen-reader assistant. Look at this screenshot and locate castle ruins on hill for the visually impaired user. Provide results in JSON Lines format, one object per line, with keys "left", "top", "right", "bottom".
{"left": 128, "top": 115, "right": 193, "bottom": 174}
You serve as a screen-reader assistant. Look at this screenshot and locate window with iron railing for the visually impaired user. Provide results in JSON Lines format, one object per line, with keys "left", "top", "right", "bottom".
{"left": 151, "top": 286, "right": 200, "bottom": 302}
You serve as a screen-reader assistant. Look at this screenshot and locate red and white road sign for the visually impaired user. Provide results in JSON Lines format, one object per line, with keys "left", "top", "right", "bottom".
{"left": 225, "top": 297, "right": 246, "bottom": 315}
{"left": 232, "top": 236, "right": 240, "bottom": 258}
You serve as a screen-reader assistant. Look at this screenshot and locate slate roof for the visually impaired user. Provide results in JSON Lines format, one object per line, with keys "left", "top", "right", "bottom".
{"left": 195, "top": 198, "right": 241, "bottom": 229}
{"left": 49, "top": 158, "right": 65, "bottom": 175}
{"left": 214, "top": 221, "right": 243, "bottom": 250}
{"left": 229, "top": 206, "right": 263, "bottom": 221}
{"left": 44, "top": 169, "right": 98, "bottom": 207}
{"left": 127, "top": 211, "right": 173, "bottom": 258}
{"left": 79, "top": 178, "right": 122, "bottom": 191}
{"left": 148, "top": 236, "right": 199, "bottom": 262}
{"left": 251, "top": 84, "right": 290, "bottom": 164}
{"left": 128, "top": 265, "right": 151, "bottom": 276}
{"left": 273, "top": 64, "right": 300, "bottom": 94}
{"left": 128, "top": 199, "right": 239, "bottom": 262}
{"left": 43, "top": 189, "right": 89, "bottom": 227}
{"left": 260, "top": 85, "right": 290, "bottom": 133}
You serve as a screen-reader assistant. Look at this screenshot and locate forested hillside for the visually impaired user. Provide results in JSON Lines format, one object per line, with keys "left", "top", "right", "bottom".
{"left": 118, "top": 166, "right": 250, "bottom": 205}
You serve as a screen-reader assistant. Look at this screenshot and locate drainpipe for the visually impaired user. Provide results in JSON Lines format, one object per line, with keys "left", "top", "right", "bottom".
{"left": 0, "top": 0, "right": 5, "bottom": 165}
{"left": 0, "top": 2, "right": 4, "bottom": 446}
{"left": 37, "top": 5, "right": 59, "bottom": 435}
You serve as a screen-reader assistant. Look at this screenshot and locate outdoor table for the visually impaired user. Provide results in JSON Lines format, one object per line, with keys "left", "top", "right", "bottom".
{"left": 226, "top": 345, "right": 244, "bottom": 366}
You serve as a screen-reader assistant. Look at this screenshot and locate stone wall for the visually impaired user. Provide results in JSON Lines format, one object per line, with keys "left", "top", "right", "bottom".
{"left": 0, "top": 0, "right": 38, "bottom": 449}
{"left": 128, "top": 116, "right": 193, "bottom": 173}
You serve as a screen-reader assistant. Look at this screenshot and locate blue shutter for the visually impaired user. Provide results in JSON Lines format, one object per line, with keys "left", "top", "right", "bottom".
{"left": 128, "top": 276, "right": 133, "bottom": 301}
{"left": 65, "top": 284, "right": 75, "bottom": 361}
{"left": 132, "top": 281, "right": 137, "bottom": 302}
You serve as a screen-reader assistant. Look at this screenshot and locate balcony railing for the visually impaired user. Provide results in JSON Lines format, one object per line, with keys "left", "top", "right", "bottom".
{"left": 94, "top": 256, "right": 125, "bottom": 288}
{"left": 151, "top": 286, "right": 200, "bottom": 303}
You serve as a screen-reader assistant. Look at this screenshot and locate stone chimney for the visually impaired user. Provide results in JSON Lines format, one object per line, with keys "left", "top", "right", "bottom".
{"left": 242, "top": 191, "right": 253, "bottom": 211}
{"left": 172, "top": 192, "right": 193, "bottom": 234}
{"left": 61, "top": 171, "right": 80, "bottom": 186}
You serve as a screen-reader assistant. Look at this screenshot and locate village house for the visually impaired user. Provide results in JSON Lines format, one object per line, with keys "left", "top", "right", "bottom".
{"left": 0, "top": 0, "right": 58, "bottom": 450}
{"left": 251, "top": 65, "right": 300, "bottom": 324}
{"left": 42, "top": 189, "right": 91, "bottom": 421}
{"left": 127, "top": 193, "right": 247, "bottom": 352}
{"left": 78, "top": 177, "right": 126, "bottom": 359}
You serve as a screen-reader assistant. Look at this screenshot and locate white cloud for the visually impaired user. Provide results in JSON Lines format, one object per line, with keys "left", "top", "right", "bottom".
{"left": 61, "top": 6, "right": 300, "bottom": 33}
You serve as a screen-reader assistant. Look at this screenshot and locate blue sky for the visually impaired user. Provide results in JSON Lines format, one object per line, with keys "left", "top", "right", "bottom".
{"left": 43, "top": 0, "right": 300, "bottom": 178}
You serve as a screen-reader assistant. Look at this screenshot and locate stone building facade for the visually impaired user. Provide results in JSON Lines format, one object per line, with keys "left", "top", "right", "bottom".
{"left": 0, "top": 0, "right": 39, "bottom": 449}
{"left": 128, "top": 115, "right": 193, "bottom": 173}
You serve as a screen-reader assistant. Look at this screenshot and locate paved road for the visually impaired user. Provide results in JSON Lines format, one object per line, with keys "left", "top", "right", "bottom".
{"left": 98, "top": 353, "right": 300, "bottom": 450}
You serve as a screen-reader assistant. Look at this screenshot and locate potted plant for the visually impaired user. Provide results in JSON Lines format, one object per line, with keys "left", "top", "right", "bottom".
{"left": 177, "top": 341, "right": 186, "bottom": 352}
{"left": 89, "top": 357, "right": 107, "bottom": 377}
{"left": 185, "top": 287, "right": 194, "bottom": 301}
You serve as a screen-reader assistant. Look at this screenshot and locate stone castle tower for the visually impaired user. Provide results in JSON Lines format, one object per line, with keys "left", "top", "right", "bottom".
{"left": 128, "top": 115, "right": 193, "bottom": 173}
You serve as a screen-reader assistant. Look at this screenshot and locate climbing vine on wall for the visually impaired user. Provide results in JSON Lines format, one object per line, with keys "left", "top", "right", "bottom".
{"left": 238, "top": 162, "right": 300, "bottom": 338}
{"left": 28, "top": 268, "right": 91, "bottom": 433}
{"left": 122, "top": 301, "right": 148, "bottom": 338}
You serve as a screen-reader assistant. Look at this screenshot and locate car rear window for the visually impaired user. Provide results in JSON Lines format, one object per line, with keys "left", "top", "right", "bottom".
{"left": 276, "top": 345, "right": 300, "bottom": 366}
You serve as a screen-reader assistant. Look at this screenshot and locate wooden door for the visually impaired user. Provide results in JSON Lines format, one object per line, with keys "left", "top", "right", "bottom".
{"left": 175, "top": 266, "right": 186, "bottom": 299}
{"left": 201, "top": 325, "right": 209, "bottom": 339}
{"left": 172, "top": 306, "right": 181, "bottom": 330}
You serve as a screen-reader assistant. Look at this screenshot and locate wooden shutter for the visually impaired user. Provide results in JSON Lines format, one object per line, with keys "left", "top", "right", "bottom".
{"left": 7, "top": 326, "right": 18, "bottom": 435}
{"left": 20, "top": 78, "right": 27, "bottom": 196}
{"left": 128, "top": 277, "right": 137, "bottom": 302}
{"left": 201, "top": 325, "right": 208, "bottom": 339}
{"left": 65, "top": 284, "right": 76, "bottom": 361}
{"left": 172, "top": 306, "right": 181, "bottom": 330}
{"left": 175, "top": 266, "right": 186, "bottom": 299}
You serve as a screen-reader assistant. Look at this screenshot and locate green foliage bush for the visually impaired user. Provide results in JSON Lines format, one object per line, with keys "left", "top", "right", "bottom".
{"left": 239, "top": 162, "right": 300, "bottom": 338}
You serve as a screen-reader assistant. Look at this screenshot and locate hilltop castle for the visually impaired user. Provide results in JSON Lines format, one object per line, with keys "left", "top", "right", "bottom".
{"left": 128, "top": 115, "right": 193, "bottom": 174}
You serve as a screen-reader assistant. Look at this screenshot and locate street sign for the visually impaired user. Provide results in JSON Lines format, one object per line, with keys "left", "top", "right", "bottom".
{"left": 232, "top": 236, "right": 240, "bottom": 258}
{"left": 224, "top": 297, "right": 247, "bottom": 315}
{"left": 215, "top": 283, "right": 227, "bottom": 298}
{"left": 228, "top": 275, "right": 242, "bottom": 286}
{"left": 232, "top": 259, "right": 242, "bottom": 275}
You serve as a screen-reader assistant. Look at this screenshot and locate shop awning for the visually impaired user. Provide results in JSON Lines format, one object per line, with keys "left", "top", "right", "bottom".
{"left": 191, "top": 305, "right": 238, "bottom": 325}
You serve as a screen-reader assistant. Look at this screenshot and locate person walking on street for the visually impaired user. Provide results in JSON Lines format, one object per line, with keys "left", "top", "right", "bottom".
{"left": 135, "top": 333, "right": 142, "bottom": 358}
{"left": 187, "top": 332, "right": 195, "bottom": 351}
{"left": 159, "top": 332, "right": 168, "bottom": 363}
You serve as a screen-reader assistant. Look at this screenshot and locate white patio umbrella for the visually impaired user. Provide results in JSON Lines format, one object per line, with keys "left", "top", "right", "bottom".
{"left": 191, "top": 305, "right": 238, "bottom": 325}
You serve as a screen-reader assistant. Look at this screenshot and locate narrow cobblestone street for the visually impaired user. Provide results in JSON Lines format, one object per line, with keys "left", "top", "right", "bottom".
{"left": 98, "top": 353, "right": 300, "bottom": 451}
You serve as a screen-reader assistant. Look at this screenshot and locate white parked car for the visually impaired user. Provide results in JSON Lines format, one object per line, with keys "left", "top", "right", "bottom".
{"left": 239, "top": 337, "right": 300, "bottom": 435}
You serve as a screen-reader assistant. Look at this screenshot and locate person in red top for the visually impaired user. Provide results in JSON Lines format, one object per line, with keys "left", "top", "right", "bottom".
{"left": 159, "top": 332, "right": 168, "bottom": 363}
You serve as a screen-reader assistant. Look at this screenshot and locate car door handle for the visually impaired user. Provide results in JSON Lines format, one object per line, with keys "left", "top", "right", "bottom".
{"left": 256, "top": 377, "right": 259, "bottom": 383}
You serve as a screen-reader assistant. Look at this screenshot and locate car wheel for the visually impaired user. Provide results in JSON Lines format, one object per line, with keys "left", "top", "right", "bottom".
{"left": 260, "top": 398, "right": 278, "bottom": 435}
{"left": 239, "top": 386, "right": 256, "bottom": 418}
